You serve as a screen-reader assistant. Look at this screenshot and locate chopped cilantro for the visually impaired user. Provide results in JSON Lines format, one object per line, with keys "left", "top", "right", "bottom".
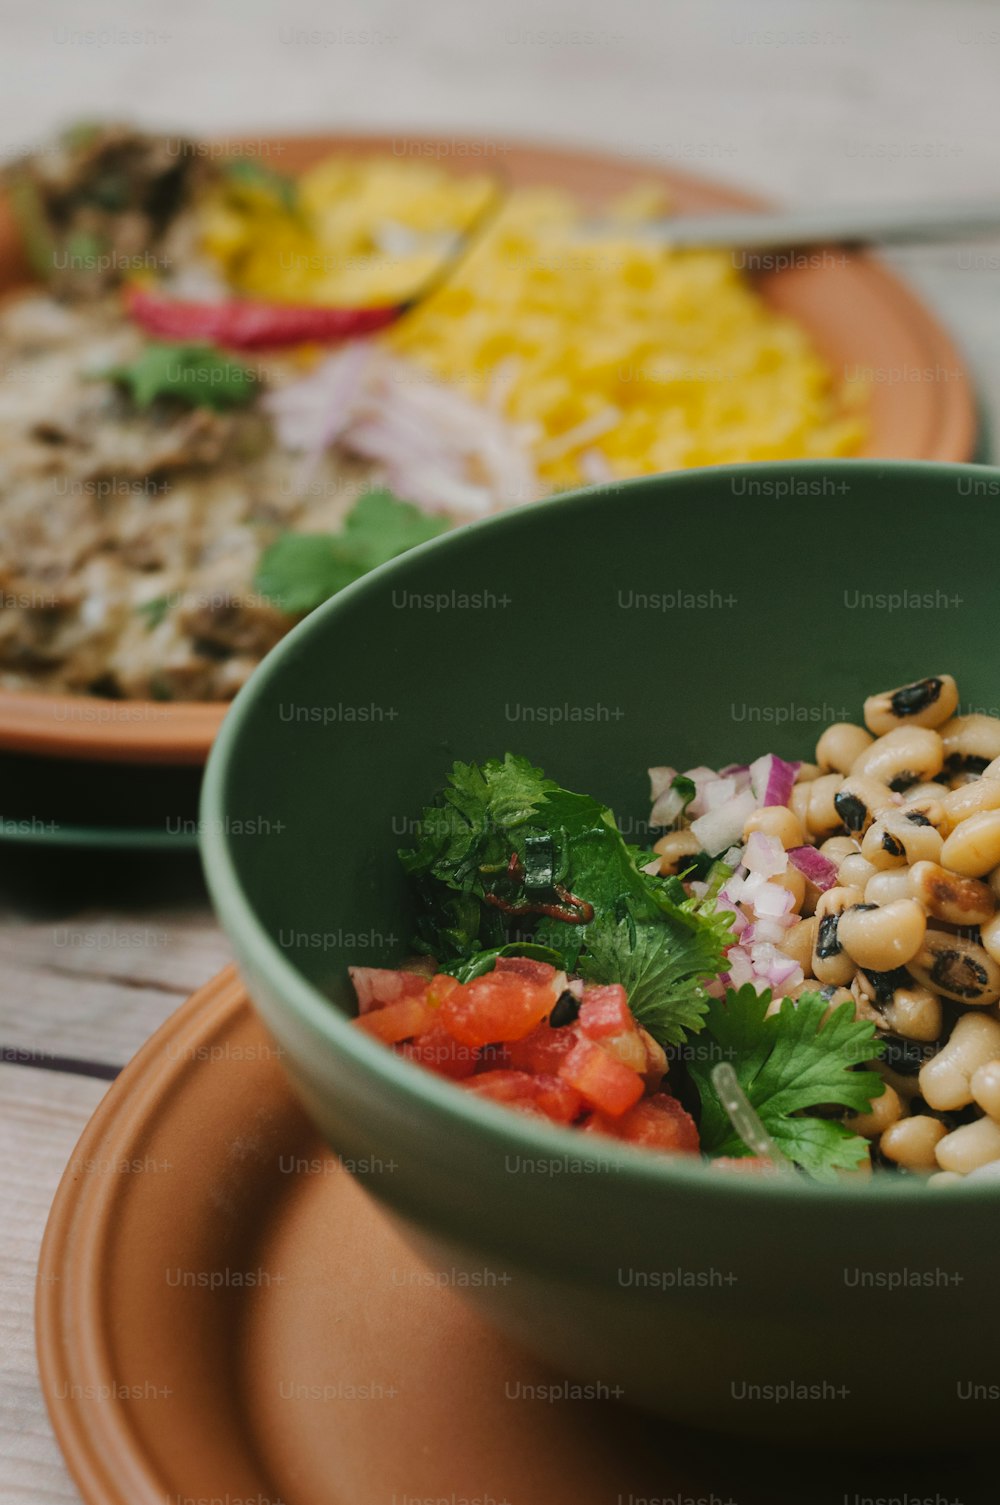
{"left": 687, "top": 986, "right": 885, "bottom": 1181}
{"left": 254, "top": 489, "right": 448, "bottom": 615}
{"left": 400, "top": 755, "right": 734, "bottom": 1039}
{"left": 103, "top": 342, "right": 258, "bottom": 411}
{"left": 136, "top": 595, "right": 171, "bottom": 630}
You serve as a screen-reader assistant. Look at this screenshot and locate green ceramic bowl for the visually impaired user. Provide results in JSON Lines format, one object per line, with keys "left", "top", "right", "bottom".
{"left": 201, "top": 460, "right": 1000, "bottom": 1446}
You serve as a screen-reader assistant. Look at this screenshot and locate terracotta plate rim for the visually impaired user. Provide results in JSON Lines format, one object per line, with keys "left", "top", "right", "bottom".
{"left": 35, "top": 966, "right": 248, "bottom": 1505}
{"left": 0, "top": 129, "right": 978, "bottom": 766}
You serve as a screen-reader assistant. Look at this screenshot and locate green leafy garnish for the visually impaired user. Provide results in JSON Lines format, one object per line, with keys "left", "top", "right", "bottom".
{"left": 223, "top": 160, "right": 299, "bottom": 212}
{"left": 579, "top": 906, "right": 732, "bottom": 1047}
{"left": 103, "top": 342, "right": 258, "bottom": 411}
{"left": 255, "top": 489, "right": 448, "bottom": 615}
{"left": 136, "top": 595, "right": 171, "bottom": 630}
{"left": 687, "top": 986, "right": 885, "bottom": 1181}
{"left": 400, "top": 755, "right": 734, "bottom": 1044}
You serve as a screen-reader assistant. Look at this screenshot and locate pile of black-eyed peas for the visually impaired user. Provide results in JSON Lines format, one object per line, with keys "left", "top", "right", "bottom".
{"left": 676, "top": 674, "right": 1000, "bottom": 1181}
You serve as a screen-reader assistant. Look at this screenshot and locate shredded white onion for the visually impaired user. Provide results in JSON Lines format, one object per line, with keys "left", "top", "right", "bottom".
{"left": 265, "top": 344, "right": 541, "bottom": 516}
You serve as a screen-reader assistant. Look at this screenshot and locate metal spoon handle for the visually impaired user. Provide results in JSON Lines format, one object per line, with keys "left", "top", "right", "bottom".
{"left": 636, "top": 200, "right": 1000, "bottom": 250}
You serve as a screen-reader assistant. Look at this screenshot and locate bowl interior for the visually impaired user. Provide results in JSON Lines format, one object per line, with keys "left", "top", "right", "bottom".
{"left": 206, "top": 459, "right": 998, "bottom": 1012}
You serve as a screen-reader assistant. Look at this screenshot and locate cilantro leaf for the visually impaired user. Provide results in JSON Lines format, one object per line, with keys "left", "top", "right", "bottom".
{"left": 400, "top": 756, "right": 734, "bottom": 1038}
{"left": 579, "top": 901, "right": 733, "bottom": 1047}
{"left": 255, "top": 489, "right": 448, "bottom": 616}
{"left": 104, "top": 342, "right": 257, "bottom": 411}
{"left": 223, "top": 159, "right": 299, "bottom": 212}
{"left": 136, "top": 595, "right": 171, "bottom": 630}
{"left": 687, "top": 986, "right": 884, "bottom": 1181}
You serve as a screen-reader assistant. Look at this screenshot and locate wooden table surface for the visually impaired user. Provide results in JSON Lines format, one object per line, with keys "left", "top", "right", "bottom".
{"left": 3, "top": 1, "right": 1000, "bottom": 1499}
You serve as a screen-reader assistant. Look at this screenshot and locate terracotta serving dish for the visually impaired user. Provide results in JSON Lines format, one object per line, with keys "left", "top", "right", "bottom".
{"left": 0, "top": 133, "right": 977, "bottom": 765}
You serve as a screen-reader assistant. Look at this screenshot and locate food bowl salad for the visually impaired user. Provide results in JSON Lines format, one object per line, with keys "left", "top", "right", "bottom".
{"left": 350, "top": 672, "right": 1000, "bottom": 1187}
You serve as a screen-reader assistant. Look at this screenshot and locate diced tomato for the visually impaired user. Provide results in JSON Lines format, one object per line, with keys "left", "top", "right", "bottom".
{"left": 601, "top": 1030, "right": 648, "bottom": 1074}
{"left": 463, "top": 1069, "right": 583, "bottom": 1124}
{"left": 441, "top": 970, "right": 558, "bottom": 1047}
{"left": 583, "top": 1092, "right": 699, "bottom": 1153}
{"left": 558, "top": 1037, "right": 645, "bottom": 1117}
{"left": 401, "top": 1020, "right": 479, "bottom": 1080}
{"left": 354, "top": 993, "right": 434, "bottom": 1044}
{"left": 506, "top": 1021, "right": 578, "bottom": 1075}
{"left": 578, "top": 984, "right": 634, "bottom": 1040}
{"left": 349, "top": 967, "right": 430, "bottom": 1016}
{"left": 493, "top": 957, "right": 559, "bottom": 986}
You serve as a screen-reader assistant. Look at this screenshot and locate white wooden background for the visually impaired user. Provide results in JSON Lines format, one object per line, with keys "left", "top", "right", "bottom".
{"left": 3, "top": 0, "right": 1000, "bottom": 1498}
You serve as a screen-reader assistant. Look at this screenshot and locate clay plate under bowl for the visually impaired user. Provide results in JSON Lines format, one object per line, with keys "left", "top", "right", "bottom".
{"left": 0, "top": 130, "right": 979, "bottom": 766}
{"left": 36, "top": 966, "right": 994, "bottom": 1505}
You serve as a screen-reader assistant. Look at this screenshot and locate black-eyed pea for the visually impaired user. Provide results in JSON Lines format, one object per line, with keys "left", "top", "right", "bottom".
{"left": 970, "top": 1059, "right": 1000, "bottom": 1121}
{"left": 935, "top": 1117, "right": 1000, "bottom": 1175}
{"left": 902, "top": 782, "right": 949, "bottom": 810}
{"left": 880, "top": 1115, "right": 947, "bottom": 1171}
{"left": 928, "top": 1171, "right": 966, "bottom": 1187}
{"left": 845, "top": 1082, "right": 902, "bottom": 1139}
{"left": 789, "top": 783, "right": 811, "bottom": 831}
{"left": 653, "top": 829, "right": 701, "bottom": 876}
{"left": 837, "top": 900, "right": 927, "bottom": 971}
{"left": 970, "top": 1059, "right": 1000, "bottom": 1119}
{"left": 863, "top": 675, "right": 959, "bottom": 736}
{"left": 833, "top": 775, "right": 898, "bottom": 835}
{"left": 860, "top": 809, "right": 943, "bottom": 870}
{"left": 780, "top": 916, "right": 818, "bottom": 974}
{"left": 983, "top": 755, "right": 1000, "bottom": 781}
{"left": 917, "top": 1012, "right": 1000, "bottom": 1110}
{"left": 880, "top": 985, "right": 942, "bottom": 1043}
{"left": 742, "top": 804, "right": 807, "bottom": 850}
{"left": 908, "top": 932, "right": 1000, "bottom": 1006}
{"left": 838, "top": 853, "right": 878, "bottom": 890}
{"left": 850, "top": 726, "right": 945, "bottom": 791}
{"left": 939, "top": 810, "right": 1000, "bottom": 878}
{"left": 794, "top": 762, "right": 821, "bottom": 783}
{"left": 981, "top": 913, "right": 1000, "bottom": 967}
{"left": 940, "top": 713, "right": 1000, "bottom": 773}
{"left": 989, "top": 866, "right": 1000, "bottom": 903}
{"left": 908, "top": 860, "right": 996, "bottom": 927}
{"left": 864, "top": 869, "right": 914, "bottom": 907}
{"left": 939, "top": 778, "right": 1000, "bottom": 835}
{"left": 812, "top": 886, "right": 866, "bottom": 986}
{"left": 815, "top": 723, "right": 874, "bottom": 775}
{"left": 949, "top": 773, "right": 982, "bottom": 790}
{"left": 819, "top": 835, "right": 861, "bottom": 869}
{"left": 803, "top": 773, "right": 846, "bottom": 839}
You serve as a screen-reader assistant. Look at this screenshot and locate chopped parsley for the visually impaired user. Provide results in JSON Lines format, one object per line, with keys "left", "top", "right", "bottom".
{"left": 103, "top": 342, "right": 258, "bottom": 411}
{"left": 400, "top": 754, "right": 734, "bottom": 1047}
{"left": 687, "top": 985, "right": 885, "bottom": 1181}
{"left": 254, "top": 489, "right": 448, "bottom": 615}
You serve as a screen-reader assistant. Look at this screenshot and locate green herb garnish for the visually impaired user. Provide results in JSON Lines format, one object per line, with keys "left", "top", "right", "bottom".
{"left": 223, "top": 160, "right": 299, "bottom": 212}
{"left": 136, "top": 595, "right": 171, "bottom": 630}
{"left": 254, "top": 489, "right": 448, "bottom": 615}
{"left": 103, "top": 342, "right": 258, "bottom": 411}
{"left": 687, "top": 986, "right": 885, "bottom": 1181}
{"left": 400, "top": 755, "right": 734, "bottom": 1045}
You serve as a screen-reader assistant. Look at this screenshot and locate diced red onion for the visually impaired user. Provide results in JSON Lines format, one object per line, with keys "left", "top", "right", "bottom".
{"left": 753, "top": 882, "right": 795, "bottom": 919}
{"left": 690, "top": 788, "right": 758, "bottom": 857}
{"left": 683, "top": 766, "right": 723, "bottom": 819}
{"left": 743, "top": 831, "right": 787, "bottom": 878}
{"left": 749, "top": 753, "right": 801, "bottom": 810}
{"left": 788, "top": 845, "right": 839, "bottom": 891}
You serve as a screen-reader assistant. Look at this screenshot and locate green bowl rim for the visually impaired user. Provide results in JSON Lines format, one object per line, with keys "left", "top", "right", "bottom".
{"left": 201, "top": 458, "right": 1000, "bottom": 1204}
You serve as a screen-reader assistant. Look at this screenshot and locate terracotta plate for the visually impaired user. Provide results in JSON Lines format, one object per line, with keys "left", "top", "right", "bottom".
{"left": 37, "top": 967, "right": 992, "bottom": 1504}
{"left": 0, "top": 131, "right": 978, "bottom": 768}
